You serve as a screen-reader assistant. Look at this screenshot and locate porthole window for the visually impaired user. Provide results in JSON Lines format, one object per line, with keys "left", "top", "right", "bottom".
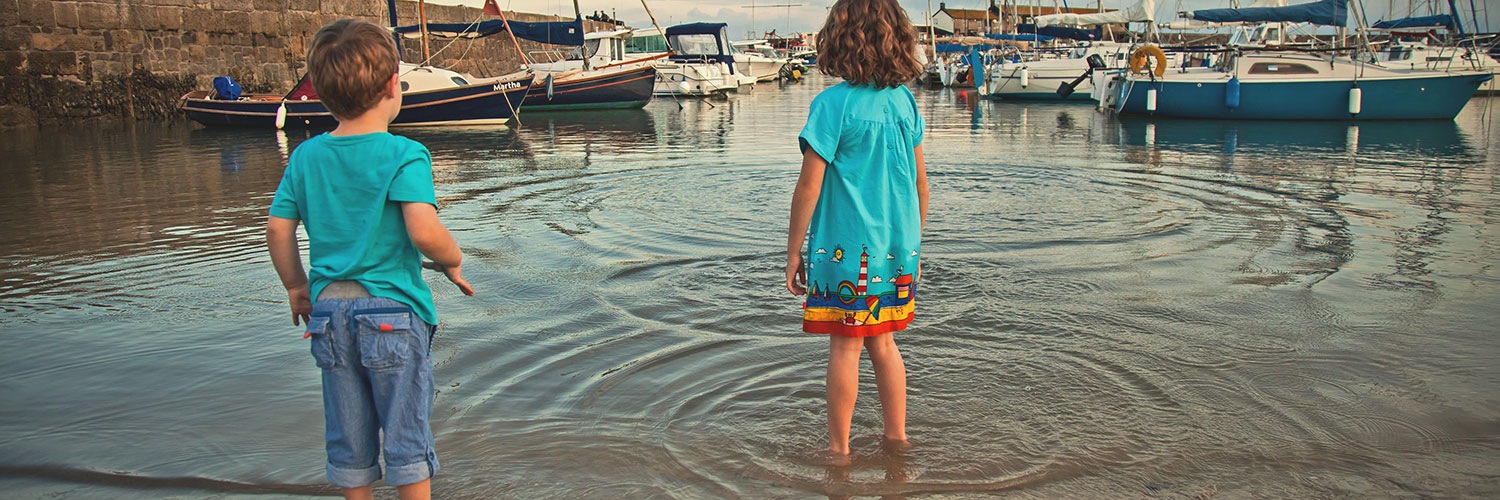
{"left": 400, "top": 81, "right": 410, "bottom": 92}
{"left": 451, "top": 76, "right": 469, "bottom": 86}
{"left": 1248, "top": 62, "right": 1318, "bottom": 74}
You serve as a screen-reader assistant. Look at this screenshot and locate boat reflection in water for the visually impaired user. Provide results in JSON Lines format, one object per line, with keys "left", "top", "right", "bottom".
{"left": 1110, "top": 116, "right": 1472, "bottom": 160}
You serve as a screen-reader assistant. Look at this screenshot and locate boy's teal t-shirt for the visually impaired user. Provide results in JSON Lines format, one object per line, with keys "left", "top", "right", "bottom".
{"left": 269, "top": 132, "right": 439, "bottom": 326}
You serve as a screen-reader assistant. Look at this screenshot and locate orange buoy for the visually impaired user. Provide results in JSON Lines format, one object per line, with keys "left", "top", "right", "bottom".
{"left": 1129, "top": 45, "right": 1168, "bottom": 77}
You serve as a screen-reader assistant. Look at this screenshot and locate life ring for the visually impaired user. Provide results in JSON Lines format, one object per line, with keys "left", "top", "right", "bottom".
{"left": 1130, "top": 45, "right": 1167, "bottom": 77}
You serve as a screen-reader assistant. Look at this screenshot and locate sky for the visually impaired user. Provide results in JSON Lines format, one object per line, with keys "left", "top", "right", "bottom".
{"left": 421, "top": 0, "right": 1498, "bottom": 40}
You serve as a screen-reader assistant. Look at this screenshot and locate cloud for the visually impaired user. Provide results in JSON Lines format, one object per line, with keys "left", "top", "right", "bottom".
{"left": 870, "top": 275, "right": 883, "bottom": 283}
{"left": 887, "top": 253, "right": 895, "bottom": 260}
{"left": 815, "top": 248, "right": 827, "bottom": 254}
{"left": 910, "top": 250, "right": 918, "bottom": 256}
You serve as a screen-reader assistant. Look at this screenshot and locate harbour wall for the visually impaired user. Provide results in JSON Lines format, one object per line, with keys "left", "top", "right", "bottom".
{"left": 0, "top": 0, "right": 613, "bottom": 127}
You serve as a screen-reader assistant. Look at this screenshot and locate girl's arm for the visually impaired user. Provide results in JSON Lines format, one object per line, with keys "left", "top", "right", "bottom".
{"left": 915, "top": 143, "right": 928, "bottom": 230}
{"left": 786, "top": 150, "right": 828, "bottom": 296}
{"left": 915, "top": 144, "right": 928, "bottom": 282}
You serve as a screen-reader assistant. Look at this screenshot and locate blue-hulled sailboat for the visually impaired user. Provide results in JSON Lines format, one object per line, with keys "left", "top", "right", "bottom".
{"left": 1095, "top": 0, "right": 1493, "bottom": 120}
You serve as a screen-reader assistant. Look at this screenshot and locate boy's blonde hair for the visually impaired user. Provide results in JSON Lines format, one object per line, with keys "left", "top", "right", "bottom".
{"left": 307, "top": 19, "right": 399, "bottom": 119}
{"left": 816, "top": 0, "right": 923, "bottom": 88}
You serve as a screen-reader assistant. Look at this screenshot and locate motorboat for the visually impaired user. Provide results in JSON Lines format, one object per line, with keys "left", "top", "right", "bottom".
{"left": 730, "top": 40, "right": 789, "bottom": 82}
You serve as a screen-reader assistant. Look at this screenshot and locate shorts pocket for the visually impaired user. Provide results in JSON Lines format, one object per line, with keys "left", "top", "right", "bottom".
{"left": 353, "top": 309, "right": 419, "bottom": 371}
{"left": 305, "top": 313, "right": 337, "bottom": 369}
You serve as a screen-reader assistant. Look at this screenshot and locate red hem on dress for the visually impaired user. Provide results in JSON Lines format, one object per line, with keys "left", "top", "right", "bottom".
{"left": 803, "top": 315, "right": 914, "bottom": 337}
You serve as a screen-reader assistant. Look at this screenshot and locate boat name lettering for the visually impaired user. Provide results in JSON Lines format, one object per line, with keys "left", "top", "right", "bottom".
{"left": 494, "top": 81, "right": 524, "bottom": 91}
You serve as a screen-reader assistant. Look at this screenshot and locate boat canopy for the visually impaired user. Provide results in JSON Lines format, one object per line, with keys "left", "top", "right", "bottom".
{"left": 1033, "top": 0, "right": 1154, "bottom": 27}
{"left": 1191, "top": 0, "right": 1347, "bottom": 27}
{"left": 983, "top": 33, "right": 1059, "bottom": 43}
{"left": 664, "top": 23, "right": 735, "bottom": 72}
{"left": 1371, "top": 14, "right": 1456, "bottom": 30}
{"left": 665, "top": 23, "right": 729, "bottom": 37}
{"left": 392, "top": 17, "right": 585, "bottom": 45}
{"left": 1015, "top": 24, "right": 1103, "bottom": 41}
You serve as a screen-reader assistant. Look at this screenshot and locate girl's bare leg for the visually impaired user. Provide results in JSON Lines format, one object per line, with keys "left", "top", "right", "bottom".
{"left": 827, "top": 335, "right": 865, "bottom": 458}
{"left": 864, "top": 333, "right": 907, "bottom": 443}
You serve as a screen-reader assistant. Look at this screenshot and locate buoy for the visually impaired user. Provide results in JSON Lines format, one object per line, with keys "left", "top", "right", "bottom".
{"left": 792, "top": 69, "right": 802, "bottom": 79}
{"left": 274, "top": 100, "right": 287, "bottom": 129}
{"left": 1225, "top": 76, "right": 1240, "bottom": 109}
{"left": 1348, "top": 85, "right": 1362, "bottom": 115}
{"left": 1146, "top": 88, "right": 1158, "bottom": 112}
{"left": 1129, "top": 45, "right": 1168, "bottom": 77}
{"left": 1020, "top": 67, "right": 1030, "bottom": 88}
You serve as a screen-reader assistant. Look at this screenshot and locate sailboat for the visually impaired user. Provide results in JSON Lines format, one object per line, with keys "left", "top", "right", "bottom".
{"left": 1094, "top": 0, "right": 1493, "bottom": 120}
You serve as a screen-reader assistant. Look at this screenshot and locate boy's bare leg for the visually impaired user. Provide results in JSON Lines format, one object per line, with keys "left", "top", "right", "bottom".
{"left": 397, "top": 479, "right": 430, "bottom": 500}
{"left": 827, "top": 335, "right": 864, "bottom": 461}
{"left": 865, "top": 333, "right": 907, "bottom": 443}
{"left": 341, "top": 486, "right": 373, "bottom": 500}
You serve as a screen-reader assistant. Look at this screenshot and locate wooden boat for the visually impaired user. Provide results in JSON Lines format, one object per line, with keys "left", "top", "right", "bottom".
{"left": 180, "top": 64, "right": 533, "bottom": 128}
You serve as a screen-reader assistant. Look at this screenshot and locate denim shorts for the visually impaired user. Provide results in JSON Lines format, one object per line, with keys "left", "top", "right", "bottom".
{"left": 304, "top": 295, "right": 439, "bottom": 488}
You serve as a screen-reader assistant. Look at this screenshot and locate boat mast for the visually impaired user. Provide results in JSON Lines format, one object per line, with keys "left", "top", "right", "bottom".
{"left": 418, "top": 0, "right": 431, "bottom": 62}
{"left": 928, "top": 0, "right": 937, "bottom": 61}
{"left": 573, "top": 0, "right": 590, "bottom": 70}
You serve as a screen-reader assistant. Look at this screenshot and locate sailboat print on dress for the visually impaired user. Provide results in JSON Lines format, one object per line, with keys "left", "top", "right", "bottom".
{"left": 804, "top": 245, "right": 915, "bottom": 336}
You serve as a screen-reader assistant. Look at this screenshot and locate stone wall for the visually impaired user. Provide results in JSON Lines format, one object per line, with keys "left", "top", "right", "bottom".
{"left": 0, "top": 0, "right": 613, "bottom": 126}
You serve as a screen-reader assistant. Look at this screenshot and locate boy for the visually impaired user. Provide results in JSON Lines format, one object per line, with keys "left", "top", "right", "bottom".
{"left": 265, "top": 19, "right": 474, "bottom": 500}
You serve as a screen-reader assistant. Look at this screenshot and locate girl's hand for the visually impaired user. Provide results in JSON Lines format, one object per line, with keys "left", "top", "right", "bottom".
{"left": 423, "top": 261, "right": 476, "bottom": 296}
{"left": 785, "top": 252, "right": 806, "bottom": 296}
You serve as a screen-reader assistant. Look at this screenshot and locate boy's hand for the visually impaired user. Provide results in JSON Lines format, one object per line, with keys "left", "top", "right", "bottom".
{"left": 288, "top": 285, "right": 312, "bottom": 326}
{"left": 785, "top": 252, "right": 806, "bottom": 296}
{"left": 423, "top": 261, "right": 476, "bottom": 296}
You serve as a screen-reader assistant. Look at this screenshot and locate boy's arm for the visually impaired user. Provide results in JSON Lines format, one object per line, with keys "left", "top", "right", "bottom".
{"left": 402, "top": 202, "right": 475, "bottom": 296}
{"left": 266, "top": 215, "right": 312, "bottom": 325}
{"left": 786, "top": 150, "right": 827, "bottom": 296}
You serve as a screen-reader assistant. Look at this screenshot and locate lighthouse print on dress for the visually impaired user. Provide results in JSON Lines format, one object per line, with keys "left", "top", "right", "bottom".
{"left": 804, "top": 244, "right": 916, "bottom": 336}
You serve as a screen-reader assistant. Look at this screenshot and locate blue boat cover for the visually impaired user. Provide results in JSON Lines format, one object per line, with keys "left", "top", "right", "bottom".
{"left": 1014, "top": 24, "right": 1101, "bottom": 40}
{"left": 1371, "top": 15, "right": 1456, "bottom": 29}
{"left": 1191, "top": 0, "right": 1347, "bottom": 27}
{"left": 984, "top": 33, "right": 1059, "bottom": 43}
{"left": 393, "top": 18, "right": 584, "bottom": 46}
{"left": 212, "top": 76, "right": 241, "bottom": 100}
{"left": 665, "top": 23, "right": 728, "bottom": 37}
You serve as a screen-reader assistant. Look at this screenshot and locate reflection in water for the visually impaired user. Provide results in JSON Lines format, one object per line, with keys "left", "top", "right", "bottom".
{"left": 1, "top": 81, "right": 1499, "bottom": 498}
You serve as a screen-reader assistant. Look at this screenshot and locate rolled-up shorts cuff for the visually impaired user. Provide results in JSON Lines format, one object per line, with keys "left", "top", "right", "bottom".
{"left": 385, "top": 452, "right": 439, "bottom": 487}
{"left": 327, "top": 461, "right": 381, "bottom": 489}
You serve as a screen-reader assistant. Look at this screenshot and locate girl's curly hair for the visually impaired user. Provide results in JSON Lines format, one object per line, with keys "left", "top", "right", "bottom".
{"left": 816, "top": 0, "right": 923, "bottom": 88}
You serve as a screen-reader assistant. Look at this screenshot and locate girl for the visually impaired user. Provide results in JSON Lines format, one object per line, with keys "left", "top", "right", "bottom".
{"left": 784, "top": 0, "right": 928, "bottom": 463}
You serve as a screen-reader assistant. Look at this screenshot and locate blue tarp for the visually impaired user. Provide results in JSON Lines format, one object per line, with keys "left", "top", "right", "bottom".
{"left": 936, "top": 43, "right": 976, "bottom": 53}
{"left": 1014, "top": 24, "right": 1101, "bottom": 41}
{"left": 1371, "top": 15, "right": 1456, "bottom": 29}
{"left": 984, "top": 33, "right": 1059, "bottom": 43}
{"left": 392, "top": 18, "right": 585, "bottom": 46}
{"left": 665, "top": 22, "right": 727, "bottom": 37}
{"left": 1191, "top": 0, "right": 1347, "bottom": 27}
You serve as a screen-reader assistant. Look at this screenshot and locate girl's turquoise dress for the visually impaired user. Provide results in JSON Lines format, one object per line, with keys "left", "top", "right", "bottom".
{"left": 797, "top": 82, "right": 925, "bottom": 337}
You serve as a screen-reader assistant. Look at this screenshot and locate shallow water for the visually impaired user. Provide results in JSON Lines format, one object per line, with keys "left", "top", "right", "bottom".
{"left": 2, "top": 73, "right": 1499, "bottom": 498}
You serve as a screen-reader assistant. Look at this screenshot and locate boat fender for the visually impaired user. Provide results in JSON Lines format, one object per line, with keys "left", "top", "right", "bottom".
{"left": 1225, "top": 76, "right": 1240, "bottom": 109}
{"left": 274, "top": 100, "right": 286, "bottom": 129}
{"left": 1348, "top": 84, "right": 1361, "bottom": 115}
{"left": 1130, "top": 45, "right": 1167, "bottom": 77}
{"left": 1146, "top": 88, "right": 1158, "bottom": 112}
{"left": 1020, "top": 67, "right": 1029, "bottom": 88}
{"left": 545, "top": 73, "right": 555, "bottom": 100}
